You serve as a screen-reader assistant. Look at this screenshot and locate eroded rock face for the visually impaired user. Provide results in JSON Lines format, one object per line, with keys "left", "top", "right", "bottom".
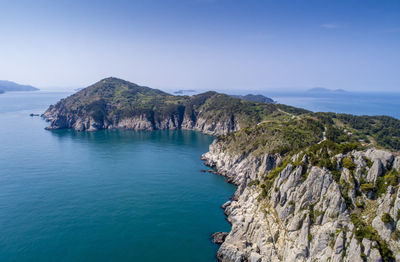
{"left": 203, "top": 141, "right": 400, "bottom": 262}
{"left": 42, "top": 106, "right": 238, "bottom": 135}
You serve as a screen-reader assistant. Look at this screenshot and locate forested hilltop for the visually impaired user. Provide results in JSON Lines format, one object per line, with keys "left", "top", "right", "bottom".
{"left": 43, "top": 77, "right": 399, "bottom": 152}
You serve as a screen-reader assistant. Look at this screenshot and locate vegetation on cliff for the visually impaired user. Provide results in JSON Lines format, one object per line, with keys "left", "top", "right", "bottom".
{"left": 43, "top": 77, "right": 306, "bottom": 131}
{"left": 217, "top": 111, "right": 400, "bottom": 155}
{"left": 44, "top": 77, "right": 400, "bottom": 261}
{"left": 45, "top": 77, "right": 400, "bottom": 152}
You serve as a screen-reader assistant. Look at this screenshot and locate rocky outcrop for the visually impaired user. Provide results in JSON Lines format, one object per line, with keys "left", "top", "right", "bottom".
{"left": 213, "top": 232, "right": 229, "bottom": 244}
{"left": 203, "top": 141, "right": 400, "bottom": 261}
{"left": 42, "top": 107, "right": 239, "bottom": 135}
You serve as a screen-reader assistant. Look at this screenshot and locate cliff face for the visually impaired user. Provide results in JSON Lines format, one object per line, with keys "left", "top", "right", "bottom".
{"left": 42, "top": 77, "right": 290, "bottom": 135}
{"left": 42, "top": 105, "right": 240, "bottom": 135}
{"left": 203, "top": 141, "right": 400, "bottom": 262}
{"left": 42, "top": 77, "right": 400, "bottom": 261}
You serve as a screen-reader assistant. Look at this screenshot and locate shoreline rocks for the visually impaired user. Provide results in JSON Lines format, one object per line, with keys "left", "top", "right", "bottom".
{"left": 202, "top": 141, "right": 400, "bottom": 262}
{"left": 212, "top": 232, "right": 229, "bottom": 244}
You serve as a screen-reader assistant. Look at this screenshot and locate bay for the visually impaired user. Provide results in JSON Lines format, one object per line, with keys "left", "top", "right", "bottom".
{"left": 0, "top": 91, "right": 235, "bottom": 262}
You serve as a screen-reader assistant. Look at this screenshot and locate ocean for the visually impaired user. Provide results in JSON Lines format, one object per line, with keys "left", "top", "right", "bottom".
{"left": 268, "top": 91, "right": 400, "bottom": 119}
{"left": 0, "top": 91, "right": 234, "bottom": 262}
{"left": 0, "top": 89, "right": 398, "bottom": 261}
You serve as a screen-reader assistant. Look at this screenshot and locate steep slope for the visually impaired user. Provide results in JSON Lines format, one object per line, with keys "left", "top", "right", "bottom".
{"left": 230, "top": 94, "right": 275, "bottom": 104}
{"left": 42, "top": 77, "right": 400, "bottom": 261}
{"left": 42, "top": 77, "right": 304, "bottom": 134}
{"left": 202, "top": 115, "right": 400, "bottom": 262}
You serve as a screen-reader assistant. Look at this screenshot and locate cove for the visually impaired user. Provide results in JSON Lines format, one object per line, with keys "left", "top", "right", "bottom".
{"left": 0, "top": 92, "right": 235, "bottom": 262}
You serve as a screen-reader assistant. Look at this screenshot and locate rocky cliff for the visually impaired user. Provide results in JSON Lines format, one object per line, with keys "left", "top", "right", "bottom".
{"left": 42, "top": 77, "right": 400, "bottom": 261}
{"left": 203, "top": 139, "right": 400, "bottom": 262}
{"left": 42, "top": 77, "right": 295, "bottom": 135}
{"left": 42, "top": 108, "right": 239, "bottom": 135}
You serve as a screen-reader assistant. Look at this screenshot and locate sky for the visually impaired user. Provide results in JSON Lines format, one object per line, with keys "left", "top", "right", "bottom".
{"left": 1, "top": 0, "right": 400, "bottom": 92}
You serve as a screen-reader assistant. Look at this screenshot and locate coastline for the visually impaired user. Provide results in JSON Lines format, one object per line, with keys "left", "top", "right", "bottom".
{"left": 201, "top": 138, "right": 400, "bottom": 262}
{"left": 39, "top": 79, "right": 400, "bottom": 261}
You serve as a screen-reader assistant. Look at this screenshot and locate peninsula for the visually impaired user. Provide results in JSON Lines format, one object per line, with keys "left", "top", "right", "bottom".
{"left": 0, "top": 80, "right": 39, "bottom": 93}
{"left": 43, "top": 77, "right": 400, "bottom": 261}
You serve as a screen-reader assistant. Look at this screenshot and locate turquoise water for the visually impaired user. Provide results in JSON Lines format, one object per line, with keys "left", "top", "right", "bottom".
{"left": 0, "top": 92, "right": 235, "bottom": 262}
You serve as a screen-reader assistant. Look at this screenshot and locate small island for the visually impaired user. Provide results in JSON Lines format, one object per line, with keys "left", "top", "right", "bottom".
{"left": 0, "top": 80, "right": 39, "bottom": 93}
{"left": 307, "top": 87, "right": 347, "bottom": 93}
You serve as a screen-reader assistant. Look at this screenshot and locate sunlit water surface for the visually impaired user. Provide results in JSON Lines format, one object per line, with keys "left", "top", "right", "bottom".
{"left": 0, "top": 91, "right": 235, "bottom": 262}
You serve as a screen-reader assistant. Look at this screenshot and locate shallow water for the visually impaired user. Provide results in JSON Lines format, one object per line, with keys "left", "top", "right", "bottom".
{"left": 0, "top": 91, "right": 235, "bottom": 262}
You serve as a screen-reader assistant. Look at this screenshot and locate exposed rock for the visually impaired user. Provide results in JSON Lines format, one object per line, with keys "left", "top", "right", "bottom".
{"left": 202, "top": 141, "right": 399, "bottom": 262}
{"left": 365, "top": 149, "right": 394, "bottom": 167}
{"left": 367, "top": 160, "right": 383, "bottom": 184}
{"left": 212, "top": 232, "right": 229, "bottom": 244}
{"left": 393, "top": 156, "right": 400, "bottom": 171}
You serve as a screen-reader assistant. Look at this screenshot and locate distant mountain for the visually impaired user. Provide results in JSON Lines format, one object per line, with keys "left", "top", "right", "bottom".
{"left": 0, "top": 80, "right": 39, "bottom": 92}
{"left": 231, "top": 94, "right": 275, "bottom": 103}
{"left": 308, "top": 87, "right": 346, "bottom": 93}
{"left": 173, "top": 89, "right": 196, "bottom": 95}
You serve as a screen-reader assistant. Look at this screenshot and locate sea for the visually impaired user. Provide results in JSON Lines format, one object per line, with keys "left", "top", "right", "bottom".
{"left": 0, "top": 90, "right": 399, "bottom": 262}
{"left": 268, "top": 91, "right": 400, "bottom": 119}
{"left": 0, "top": 91, "right": 235, "bottom": 262}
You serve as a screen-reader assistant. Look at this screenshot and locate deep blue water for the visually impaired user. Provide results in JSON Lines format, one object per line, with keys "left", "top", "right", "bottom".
{"left": 0, "top": 92, "right": 235, "bottom": 262}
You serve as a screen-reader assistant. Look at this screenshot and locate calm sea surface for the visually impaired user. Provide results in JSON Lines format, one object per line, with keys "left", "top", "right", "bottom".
{"left": 268, "top": 91, "right": 400, "bottom": 119}
{"left": 1, "top": 90, "right": 398, "bottom": 261}
{"left": 0, "top": 91, "right": 235, "bottom": 262}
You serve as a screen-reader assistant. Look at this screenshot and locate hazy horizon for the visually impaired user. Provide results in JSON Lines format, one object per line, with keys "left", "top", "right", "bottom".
{"left": 1, "top": 0, "right": 400, "bottom": 92}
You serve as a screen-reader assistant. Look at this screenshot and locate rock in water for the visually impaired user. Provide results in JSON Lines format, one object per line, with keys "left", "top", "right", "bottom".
{"left": 212, "top": 232, "right": 228, "bottom": 244}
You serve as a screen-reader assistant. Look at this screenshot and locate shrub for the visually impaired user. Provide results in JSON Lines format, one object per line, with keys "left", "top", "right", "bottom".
{"left": 382, "top": 213, "right": 394, "bottom": 224}
{"left": 363, "top": 156, "right": 373, "bottom": 168}
{"left": 342, "top": 157, "right": 356, "bottom": 171}
{"left": 376, "top": 169, "right": 400, "bottom": 197}
{"left": 248, "top": 179, "right": 260, "bottom": 187}
{"left": 350, "top": 214, "right": 395, "bottom": 261}
{"left": 360, "top": 183, "right": 374, "bottom": 193}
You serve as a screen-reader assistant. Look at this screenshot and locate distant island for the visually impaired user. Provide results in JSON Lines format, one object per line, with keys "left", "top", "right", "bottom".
{"left": 230, "top": 94, "right": 275, "bottom": 103}
{"left": 173, "top": 89, "right": 196, "bottom": 95}
{"left": 308, "top": 87, "right": 347, "bottom": 93}
{"left": 0, "top": 80, "right": 39, "bottom": 93}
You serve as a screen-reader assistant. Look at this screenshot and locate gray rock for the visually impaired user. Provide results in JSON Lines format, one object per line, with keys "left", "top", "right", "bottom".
{"left": 366, "top": 160, "right": 383, "bottom": 184}
{"left": 365, "top": 149, "right": 394, "bottom": 167}
{"left": 393, "top": 156, "right": 400, "bottom": 171}
{"left": 202, "top": 140, "right": 398, "bottom": 262}
{"left": 212, "top": 232, "right": 229, "bottom": 244}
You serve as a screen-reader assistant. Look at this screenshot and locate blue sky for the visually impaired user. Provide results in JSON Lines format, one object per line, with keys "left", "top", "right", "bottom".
{"left": 1, "top": 0, "right": 399, "bottom": 91}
